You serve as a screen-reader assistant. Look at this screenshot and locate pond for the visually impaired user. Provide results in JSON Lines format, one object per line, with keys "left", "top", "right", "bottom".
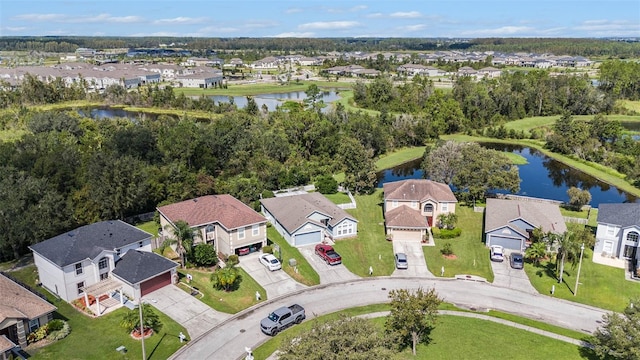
{"left": 77, "top": 107, "right": 165, "bottom": 121}
{"left": 210, "top": 90, "right": 341, "bottom": 112}
{"left": 376, "top": 143, "right": 638, "bottom": 207}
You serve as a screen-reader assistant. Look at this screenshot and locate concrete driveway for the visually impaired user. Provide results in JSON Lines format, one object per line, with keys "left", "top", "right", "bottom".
{"left": 491, "top": 251, "right": 538, "bottom": 294}
{"left": 392, "top": 241, "right": 434, "bottom": 277}
{"left": 237, "top": 252, "right": 307, "bottom": 299}
{"left": 146, "top": 285, "right": 232, "bottom": 339}
{"left": 298, "top": 244, "right": 359, "bottom": 283}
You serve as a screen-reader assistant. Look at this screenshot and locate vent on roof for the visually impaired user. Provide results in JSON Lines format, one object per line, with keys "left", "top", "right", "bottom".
{"left": 411, "top": 184, "right": 415, "bottom": 192}
{"left": 193, "top": 198, "right": 198, "bottom": 202}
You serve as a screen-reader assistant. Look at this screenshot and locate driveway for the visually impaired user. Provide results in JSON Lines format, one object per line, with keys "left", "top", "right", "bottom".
{"left": 237, "top": 252, "right": 307, "bottom": 299}
{"left": 146, "top": 285, "right": 232, "bottom": 339}
{"left": 392, "top": 241, "right": 434, "bottom": 277}
{"left": 491, "top": 251, "right": 538, "bottom": 294}
{"left": 298, "top": 244, "right": 359, "bottom": 283}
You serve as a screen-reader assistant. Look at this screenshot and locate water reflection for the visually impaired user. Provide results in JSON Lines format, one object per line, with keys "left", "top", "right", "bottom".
{"left": 376, "top": 143, "right": 638, "bottom": 207}
{"left": 210, "top": 90, "right": 341, "bottom": 112}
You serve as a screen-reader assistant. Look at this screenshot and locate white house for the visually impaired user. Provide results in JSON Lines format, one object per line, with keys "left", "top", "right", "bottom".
{"left": 260, "top": 193, "right": 358, "bottom": 247}
{"left": 593, "top": 203, "right": 640, "bottom": 273}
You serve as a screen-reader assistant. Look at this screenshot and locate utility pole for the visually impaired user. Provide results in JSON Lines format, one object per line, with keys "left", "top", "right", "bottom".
{"left": 574, "top": 243, "right": 585, "bottom": 296}
{"left": 139, "top": 299, "right": 146, "bottom": 359}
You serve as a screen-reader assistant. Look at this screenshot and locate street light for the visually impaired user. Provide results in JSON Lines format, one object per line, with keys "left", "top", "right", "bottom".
{"left": 138, "top": 299, "right": 146, "bottom": 360}
{"left": 574, "top": 243, "right": 585, "bottom": 296}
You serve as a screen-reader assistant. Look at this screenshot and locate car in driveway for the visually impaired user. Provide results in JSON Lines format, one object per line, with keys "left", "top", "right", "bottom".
{"left": 510, "top": 252, "right": 524, "bottom": 269}
{"left": 259, "top": 253, "right": 282, "bottom": 271}
{"left": 490, "top": 245, "right": 504, "bottom": 262}
{"left": 395, "top": 252, "right": 408, "bottom": 269}
{"left": 315, "top": 244, "right": 342, "bottom": 265}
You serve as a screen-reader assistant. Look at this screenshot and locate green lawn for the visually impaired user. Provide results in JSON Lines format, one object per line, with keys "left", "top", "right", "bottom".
{"left": 267, "top": 226, "right": 320, "bottom": 286}
{"left": 333, "top": 190, "right": 395, "bottom": 276}
{"left": 619, "top": 99, "right": 640, "bottom": 113}
{"left": 502, "top": 151, "right": 528, "bottom": 165}
{"left": 253, "top": 304, "right": 594, "bottom": 360}
{"left": 7, "top": 266, "right": 187, "bottom": 360}
{"left": 177, "top": 267, "right": 265, "bottom": 313}
{"left": 525, "top": 248, "right": 640, "bottom": 312}
{"left": 136, "top": 220, "right": 160, "bottom": 237}
{"left": 504, "top": 114, "right": 640, "bottom": 136}
{"left": 375, "top": 146, "right": 427, "bottom": 170}
{"left": 423, "top": 205, "right": 494, "bottom": 282}
{"left": 322, "top": 192, "right": 352, "bottom": 205}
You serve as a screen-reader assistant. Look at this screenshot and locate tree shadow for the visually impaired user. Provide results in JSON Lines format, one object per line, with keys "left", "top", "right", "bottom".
{"left": 533, "top": 261, "right": 574, "bottom": 293}
{"left": 145, "top": 333, "right": 167, "bottom": 360}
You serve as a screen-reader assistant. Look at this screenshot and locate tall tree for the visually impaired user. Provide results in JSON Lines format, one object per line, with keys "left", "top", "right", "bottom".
{"left": 592, "top": 296, "right": 640, "bottom": 360}
{"left": 338, "top": 137, "right": 378, "bottom": 195}
{"left": 165, "top": 220, "right": 200, "bottom": 268}
{"left": 385, "top": 287, "right": 442, "bottom": 356}
{"left": 278, "top": 315, "right": 395, "bottom": 360}
{"left": 548, "top": 230, "right": 581, "bottom": 284}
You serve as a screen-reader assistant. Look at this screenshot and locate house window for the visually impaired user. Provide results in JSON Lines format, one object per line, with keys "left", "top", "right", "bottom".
{"left": 206, "top": 224, "right": 215, "bottom": 240}
{"left": 77, "top": 281, "right": 85, "bottom": 295}
{"left": 606, "top": 225, "right": 616, "bottom": 236}
{"left": 602, "top": 241, "right": 614, "bottom": 255}
{"left": 337, "top": 222, "right": 354, "bottom": 236}
{"left": 75, "top": 263, "right": 83, "bottom": 275}
{"left": 424, "top": 204, "right": 434, "bottom": 213}
{"left": 627, "top": 231, "right": 639, "bottom": 243}
{"left": 441, "top": 203, "right": 449, "bottom": 212}
{"left": 238, "top": 227, "right": 245, "bottom": 240}
{"left": 28, "top": 319, "right": 40, "bottom": 333}
{"left": 98, "top": 257, "right": 108, "bottom": 270}
{"left": 624, "top": 245, "right": 636, "bottom": 259}
{"left": 252, "top": 224, "right": 260, "bottom": 236}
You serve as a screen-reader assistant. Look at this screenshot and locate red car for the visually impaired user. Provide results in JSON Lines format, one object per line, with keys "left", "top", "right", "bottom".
{"left": 314, "top": 244, "right": 342, "bottom": 265}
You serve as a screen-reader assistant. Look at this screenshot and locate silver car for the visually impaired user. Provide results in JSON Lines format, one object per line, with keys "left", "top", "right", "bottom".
{"left": 395, "top": 253, "right": 408, "bottom": 269}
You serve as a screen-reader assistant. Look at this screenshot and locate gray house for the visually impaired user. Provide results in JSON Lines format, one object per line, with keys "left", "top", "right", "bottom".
{"left": 484, "top": 198, "right": 566, "bottom": 251}
{"left": 260, "top": 193, "right": 358, "bottom": 247}
{"left": 593, "top": 203, "right": 640, "bottom": 271}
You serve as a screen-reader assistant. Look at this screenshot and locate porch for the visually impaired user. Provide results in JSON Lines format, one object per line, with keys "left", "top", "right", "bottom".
{"left": 81, "top": 278, "right": 130, "bottom": 316}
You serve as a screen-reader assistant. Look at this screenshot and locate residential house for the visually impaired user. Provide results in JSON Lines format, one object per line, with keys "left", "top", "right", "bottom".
{"left": 0, "top": 273, "right": 57, "bottom": 350}
{"left": 174, "top": 71, "right": 223, "bottom": 88}
{"left": 260, "top": 192, "right": 358, "bottom": 247}
{"left": 29, "top": 220, "right": 177, "bottom": 310}
{"left": 484, "top": 198, "right": 566, "bottom": 252}
{"left": 477, "top": 67, "right": 502, "bottom": 78}
{"left": 157, "top": 195, "right": 268, "bottom": 257}
{"left": 593, "top": 203, "right": 640, "bottom": 271}
{"left": 382, "top": 179, "right": 458, "bottom": 242}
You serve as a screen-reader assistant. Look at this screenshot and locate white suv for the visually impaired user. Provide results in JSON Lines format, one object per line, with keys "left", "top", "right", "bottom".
{"left": 490, "top": 245, "right": 504, "bottom": 262}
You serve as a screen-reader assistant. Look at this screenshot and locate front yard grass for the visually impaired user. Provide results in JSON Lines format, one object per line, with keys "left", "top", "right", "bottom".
{"left": 333, "top": 190, "right": 395, "bottom": 276}
{"left": 525, "top": 248, "right": 640, "bottom": 312}
{"left": 423, "top": 205, "right": 494, "bottom": 281}
{"left": 177, "top": 267, "right": 265, "bottom": 313}
{"left": 267, "top": 226, "right": 320, "bottom": 286}
{"left": 322, "top": 192, "right": 351, "bottom": 205}
{"left": 7, "top": 266, "right": 187, "bottom": 360}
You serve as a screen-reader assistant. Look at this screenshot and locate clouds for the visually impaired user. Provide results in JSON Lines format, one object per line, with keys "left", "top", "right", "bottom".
{"left": 390, "top": 11, "right": 422, "bottom": 19}
{"left": 14, "top": 13, "right": 143, "bottom": 24}
{"left": 153, "top": 17, "right": 208, "bottom": 25}
{"left": 298, "top": 21, "right": 360, "bottom": 31}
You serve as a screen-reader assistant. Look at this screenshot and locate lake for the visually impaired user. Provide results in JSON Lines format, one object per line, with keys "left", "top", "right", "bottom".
{"left": 376, "top": 143, "right": 638, "bottom": 207}
{"left": 210, "top": 90, "right": 341, "bottom": 112}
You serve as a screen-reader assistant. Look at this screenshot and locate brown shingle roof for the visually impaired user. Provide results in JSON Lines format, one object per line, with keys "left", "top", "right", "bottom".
{"left": 0, "top": 335, "right": 15, "bottom": 353}
{"left": 385, "top": 205, "right": 428, "bottom": 228}
{"left": 0, "top": 274, "right": 57, "bottom": 323}
{"left": 157, "top": 195, "right": 266, "bottom": 230}
{"left": 260, "top": 193, "right": 357, "bottom": 234}
{"left": 383, "top": 179, "right": 457, "bottom": 203}
{"left": 484, "top": 198, "right": 567, "bottom": 235}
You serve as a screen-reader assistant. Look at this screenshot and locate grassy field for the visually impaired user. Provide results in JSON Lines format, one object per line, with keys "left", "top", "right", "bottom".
{"left": 503, "top": 114, "right": 640, "bottom": 136}
{"left": 334, "top": 189, "right": 395, "bottom": 277}
{"left": 525, "top": 248, "right": 640, "bottom": 312}
{"left": 322, "top": 192, "right": 352, "bottom": 205}
{"left": 423, "top": 205, "right": 494, "bottom": 281}
{"left": 375, "top": 146, "right": 427, "bottom": 170}
{"left": 253, "top": 304, "right": 593, "bottom": 360}
{"left": 136, "top": 220, "right": 159, "bottom": 237}
{"left": 177, "top": 267, "right": 265, "bottom": 313}
{"left": 267, "top": 226, "right": 320, "bottom": 286}
{"left": 619, "top": 99, "right": 640, "bottom": 113}
{"left": 502, "top": 151, "right": 528, "bottom": 165}
{"left": 7, "top": 266, "right": 187, "bottom": 360}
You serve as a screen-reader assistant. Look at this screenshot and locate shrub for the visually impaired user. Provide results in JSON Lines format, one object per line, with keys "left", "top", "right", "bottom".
{"left": 262, "top": 245, "right": 273, "bottom": 254}
{"left": 27, "top": 326, "right": 48, "bottom": 343}
{"left": 440, "top": 242, "right": 454, "bottom": 256}
{"left": 47, "top": 319, "right": 64, "bottom": 332}
{"left": 433, "top": 228, "right": 462, "bottom": 239}
{"left": 193, "top": 243, "right": 218, "bottom": 267}
{"left": 315, "top": 175, "right": 338, "bottom": 194}
{"left": 48, "top": 321, "right": 71, "bottom": 341}
{"left": 227, "top": 254, "right": 239, "bottom": 267}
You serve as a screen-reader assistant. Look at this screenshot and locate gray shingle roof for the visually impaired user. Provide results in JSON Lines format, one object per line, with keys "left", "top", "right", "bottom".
{"left": 260, "top": 193, "right": 357, "bottom": 234}
{"left": 484, "top": 198, "right": 567, "bottom": 235}
{"left": 597, "top": 203, "right": 640, "bottom": 227}
{"left": 111, "top": 250, "right": 177, "bottom": 285}
{"left": 29, "top": 220, "right": 152, "bottom": 267}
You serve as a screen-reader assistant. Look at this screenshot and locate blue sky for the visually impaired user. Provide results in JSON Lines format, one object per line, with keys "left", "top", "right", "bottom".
{"left": 1, "top": 0, "right": 639, "bottom": 38}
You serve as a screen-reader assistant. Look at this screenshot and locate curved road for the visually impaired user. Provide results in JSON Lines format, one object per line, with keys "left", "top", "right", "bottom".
{"left": 170, "top": 277, "right": 608, "bottom": 360}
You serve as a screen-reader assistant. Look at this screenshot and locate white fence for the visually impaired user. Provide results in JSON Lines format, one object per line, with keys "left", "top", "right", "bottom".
{"left": 337, "top": 190, "right": 357, "bottom": 209}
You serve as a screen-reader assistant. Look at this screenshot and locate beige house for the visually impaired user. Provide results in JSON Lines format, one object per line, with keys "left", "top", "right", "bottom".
{"left": 157, "top": 195, "right": 268, "bottom": 257}
{"left": 0, "top": 273, "right": 57, "bottom": 351}
{"left": 383, "top": 179, "right": 457, "bottom": 242}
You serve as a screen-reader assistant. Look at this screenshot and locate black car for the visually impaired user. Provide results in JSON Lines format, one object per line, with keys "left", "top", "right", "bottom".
{"left": 510, "top": 252, "right": 524, "bottom": 269}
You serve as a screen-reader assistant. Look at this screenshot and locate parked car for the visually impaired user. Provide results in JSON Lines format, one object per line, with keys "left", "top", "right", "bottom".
{"left": 510, "top": 252, "right": 524, "bottom": 269}
{"left": 395, "top": 252, "right": 408, "bottom": 269}
{"left": 260, "top": 304, "right": 306, "bottom": 336}
{"left": 490, "top": 245, "right": 504, "bottom": 262}
{"left": 315, "top": 244, "right": 342, "bottom": 265}
{"left": 259, "top": 253, "right": 282, "bottom": 271}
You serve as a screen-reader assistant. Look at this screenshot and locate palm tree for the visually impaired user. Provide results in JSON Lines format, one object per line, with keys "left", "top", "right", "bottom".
{"left": 554, "top": 231, "right": 581, "bottom": 284}
{"left": 120, "top": 303, "right": 163, "bottom": 335}
{"left": 164, "top": 220, "right": 200, "bottom": 268}
{"left": 525, "top": 241, "right": 547, "bottom": 266}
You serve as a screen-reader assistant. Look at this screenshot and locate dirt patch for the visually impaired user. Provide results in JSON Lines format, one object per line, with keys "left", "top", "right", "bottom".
{"left": 443, "top": 254, "right": 458, "bottom": 260}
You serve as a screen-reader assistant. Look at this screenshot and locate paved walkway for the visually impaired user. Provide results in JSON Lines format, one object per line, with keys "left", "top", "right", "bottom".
{"left": 146, "top": 285, "right": 232, "bottom": 339}
{"left": 237, "top": 252, "right": 307, "bottom": 300}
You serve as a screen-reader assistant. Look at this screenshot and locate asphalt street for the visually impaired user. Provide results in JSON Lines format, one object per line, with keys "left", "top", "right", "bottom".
{"left": 169, "top": 277, "right": 609, "bottom": 360}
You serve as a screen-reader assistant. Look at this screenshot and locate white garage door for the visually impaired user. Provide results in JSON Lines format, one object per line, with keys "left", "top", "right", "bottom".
{"left": 391, "top": 229, "right": 422, "bottom": 242}
{"left": 295, "top": 231, "right": 321, "bottom": 246}
{"left": 489, "top": 235, "right": 523, "bottom": 251}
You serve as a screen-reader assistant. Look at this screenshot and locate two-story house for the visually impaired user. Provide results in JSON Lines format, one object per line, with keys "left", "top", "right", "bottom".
{"left": 29, "top": 220, "right": 178, "bottom": 313}
{"left": 382, "top": 179, "right": 457, "bottom": 242}
{"left": 260, "top": 192, "right": 358, "bottom": 247}
{"left": 593, "top": 203, "right": 640, "bottom": 273}
{"left": 157, "top": 195, "right": 268, "bottom": 257}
